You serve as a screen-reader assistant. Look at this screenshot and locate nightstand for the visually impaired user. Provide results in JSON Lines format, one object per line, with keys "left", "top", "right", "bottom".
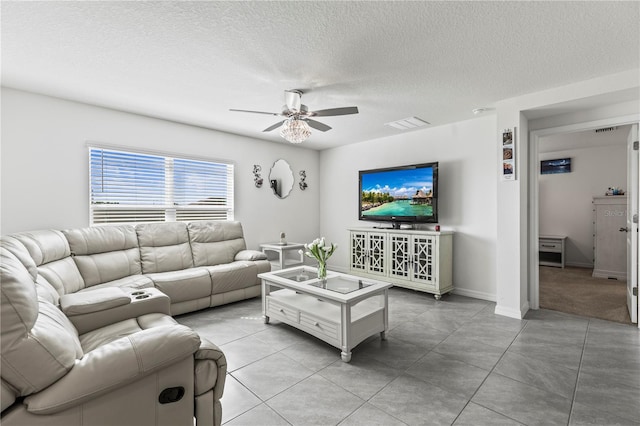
{"left": 539, "top": 235, "right": 567, "bottom": 268}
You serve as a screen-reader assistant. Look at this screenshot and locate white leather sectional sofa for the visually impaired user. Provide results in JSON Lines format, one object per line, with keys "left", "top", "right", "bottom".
{"left": 0, "top": 221, "right": 270, "bottom": 425}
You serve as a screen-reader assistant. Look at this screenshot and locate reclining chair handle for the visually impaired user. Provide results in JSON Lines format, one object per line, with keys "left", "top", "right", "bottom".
{"left": 158, "top": 387, "right": 185, "bottom": 404}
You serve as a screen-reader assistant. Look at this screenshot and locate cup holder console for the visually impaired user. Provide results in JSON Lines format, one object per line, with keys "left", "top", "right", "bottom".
{"left": 131, "top": 290, "right": 153, "bottom": 301}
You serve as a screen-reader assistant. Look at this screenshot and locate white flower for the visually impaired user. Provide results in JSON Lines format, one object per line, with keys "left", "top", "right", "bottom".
{"left": 303, "top": 237, "right": 337, "bottom": 264}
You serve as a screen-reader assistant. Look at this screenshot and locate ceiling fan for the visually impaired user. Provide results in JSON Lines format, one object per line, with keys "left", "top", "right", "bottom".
{"left": 230, "top": 89, "right": 359, "bottom": 143}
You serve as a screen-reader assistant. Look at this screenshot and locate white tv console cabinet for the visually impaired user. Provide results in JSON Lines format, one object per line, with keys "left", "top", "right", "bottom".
{"left": 348, "top": 228, "right": 453, "bottom": 299}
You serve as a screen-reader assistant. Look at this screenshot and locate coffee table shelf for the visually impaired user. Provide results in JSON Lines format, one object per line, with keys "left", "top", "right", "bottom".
{"left": 259, "top": 266, "right": 391, "bottom": 362}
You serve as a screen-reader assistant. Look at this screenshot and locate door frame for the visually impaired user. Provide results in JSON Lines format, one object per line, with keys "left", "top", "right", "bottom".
{"left": 528, "top": 114, "right": 640, "bottom": 328}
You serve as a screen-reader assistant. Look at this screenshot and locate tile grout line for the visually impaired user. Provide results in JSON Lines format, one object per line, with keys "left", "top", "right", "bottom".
{"left": 566, "top": 318, "right": 591, "bottom": 426}
{"left": 449, "top": 318, "right": 531, "bottom": 425}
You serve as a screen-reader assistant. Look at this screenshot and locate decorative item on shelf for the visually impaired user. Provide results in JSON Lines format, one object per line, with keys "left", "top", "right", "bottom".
{"left": 300, "top": 237, "right": 337, "bottom": 281}
{"left": 606, "top": 187, "right": 625, "bottom": 196}
{"left": 279, "top": 232, "right": 286, "bottom": 245}
{"left": 253, "top": 165, "right": 263, "bottom": 188}
{"left": 299, "top": 170, "right": 308, "bottom": 190}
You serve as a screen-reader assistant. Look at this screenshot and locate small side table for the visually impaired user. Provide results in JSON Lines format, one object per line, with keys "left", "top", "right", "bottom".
{"left": 260, "top": 242, "right": 305, "bottom": 270}
{"left": 539, "top": 235, "right": 567, "bottom": 268}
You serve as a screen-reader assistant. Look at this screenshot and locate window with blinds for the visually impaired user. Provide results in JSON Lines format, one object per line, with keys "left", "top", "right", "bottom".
{"left": 89, "top": 147, "right": 234, "bottom": 225}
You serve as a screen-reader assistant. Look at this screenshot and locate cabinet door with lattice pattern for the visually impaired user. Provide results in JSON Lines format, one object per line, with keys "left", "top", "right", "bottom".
{"left": 388, "top": 234, "right": 411, "bottom": 281}
{"left": 412, "top": 235, "right": 436, "bottom": 284}
{"left": 367, "top": 232, "right": 387, "bottom": 276}
{"left": 349, "top": 231, "right": 368, "bottom": 272}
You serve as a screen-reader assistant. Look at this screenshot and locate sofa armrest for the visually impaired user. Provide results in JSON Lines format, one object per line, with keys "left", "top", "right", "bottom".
{"left": 24, "top": 324, "right": 200, "bottom": 415}
{"left": 235, "top": 249, "right": 267, "bottom": 261}
{"left": 68, "top": 288, "right": 171, "bottom": 334}
{"left": 194, "top": 337, "right": 227, "bottom": 400}
{"left": 60, "top": 287, "right": 131, "bottom": 315}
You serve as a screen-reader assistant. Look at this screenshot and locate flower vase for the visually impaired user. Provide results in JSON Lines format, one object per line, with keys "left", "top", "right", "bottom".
{"left": 317, "top": 262, "right": 327, "bottom": 282}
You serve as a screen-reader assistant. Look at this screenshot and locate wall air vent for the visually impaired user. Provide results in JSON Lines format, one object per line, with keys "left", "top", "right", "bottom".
{"left": 595, "top": 127, "right": 617, "bottom": 133}
{"left": 384, "top": 116, "right": 430, "bottom": 131}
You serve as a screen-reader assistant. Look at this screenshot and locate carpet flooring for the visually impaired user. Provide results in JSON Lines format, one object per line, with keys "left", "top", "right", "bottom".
{"left": 539, "top": 266, "right": 632, "bottom": 324}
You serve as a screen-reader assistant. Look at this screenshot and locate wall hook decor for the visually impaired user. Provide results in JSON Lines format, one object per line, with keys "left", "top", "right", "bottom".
{"left": 253, "top": 165, "right": 263, "bottom": 188}
{"left": 299, "top": 170, "right": 308, "bottom": 190}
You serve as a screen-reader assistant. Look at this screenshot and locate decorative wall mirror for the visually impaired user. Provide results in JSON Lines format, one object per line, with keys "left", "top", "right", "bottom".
{"left": 269, "top": 159, "right": 294, "bottom": 199}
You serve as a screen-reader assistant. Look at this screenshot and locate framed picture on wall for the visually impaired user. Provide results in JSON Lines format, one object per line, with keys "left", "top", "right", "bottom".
{"left": 541, "top": 158, "right": 571, "bottom": 175}
{"left": 501, "top": 128, "right": 515, "bottom": 181}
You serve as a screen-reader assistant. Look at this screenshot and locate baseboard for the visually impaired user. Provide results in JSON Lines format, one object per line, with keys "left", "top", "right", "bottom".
{"left": 592, "top": 269, "right": 627, "bottom": 281}
{"left": 565, "top": 261, "right": 593, "bottom": 269}
{"left": 452, "top": 287, "right": 496, "bottom": 302}
{"left": 494, "top": 304, "right": 526, "bottom": 319}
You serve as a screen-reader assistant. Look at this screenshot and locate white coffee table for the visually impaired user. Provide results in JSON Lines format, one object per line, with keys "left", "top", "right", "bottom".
{"left": 259, "top": 266, "right": 391, "bottom": 362}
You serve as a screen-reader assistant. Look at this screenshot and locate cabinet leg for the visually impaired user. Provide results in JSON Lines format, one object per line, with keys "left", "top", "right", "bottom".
{"left": 341, "top": 351, "right": 352, "bottom": 362}
{"left": 434, "top": 294, "right": 441, "bottom": 300}
{"left": 380, "top": 331, "right": 387, "bottom": 340}
{"left": 264, "top": 315, "right": 270, "bottom": 324}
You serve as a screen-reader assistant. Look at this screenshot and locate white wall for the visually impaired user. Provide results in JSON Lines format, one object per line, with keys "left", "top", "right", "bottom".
{"left": 319, "top": 115, "right": 498, "bottom": 300}
{"left": 0, "top": 88, "right": 320, "bottom": 250}
{"left": 539, "top": 145, "right": 627, "bottom": 267}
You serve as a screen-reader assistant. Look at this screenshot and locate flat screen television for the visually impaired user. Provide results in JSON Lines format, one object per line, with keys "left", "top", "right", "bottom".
{"left": 359, "top": 162, "right": 438, "bottom": 227}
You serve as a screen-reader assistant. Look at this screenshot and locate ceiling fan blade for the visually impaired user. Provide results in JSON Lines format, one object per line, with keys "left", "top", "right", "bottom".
{"left": 230, "top": 109, "right": 281, "bottom": 116}
{"left": 311, "top": 106, "right": 359, "bottom": 117}
{"left": 306, "top": 119, "right": 332, "bottom": 132}
{"left": 284, "top": 90, "right": 302, "bottom": 112}
{"left": 263, "top": 120, "right": 285, "bottom": 132}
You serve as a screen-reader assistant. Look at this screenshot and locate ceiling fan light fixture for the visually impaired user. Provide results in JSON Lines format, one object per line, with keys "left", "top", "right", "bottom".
{"left": 280, "top": 118, "right": 311, "bottom": 144}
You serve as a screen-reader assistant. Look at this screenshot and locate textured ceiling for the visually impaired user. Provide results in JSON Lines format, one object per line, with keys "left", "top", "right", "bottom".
{"left": 2, "top": 1, "right": 639, "bottom": 150}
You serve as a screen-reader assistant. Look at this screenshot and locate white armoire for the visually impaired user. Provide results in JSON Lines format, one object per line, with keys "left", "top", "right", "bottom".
{"left": 592, "top": 196, "right": 627, "bottom": 280}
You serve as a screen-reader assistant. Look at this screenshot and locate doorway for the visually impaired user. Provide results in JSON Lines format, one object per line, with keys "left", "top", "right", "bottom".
{"left": 530, "top": 119, "right": 639, "bottom": 325}
{"left": 538, "top": 126, "right": 631, "bottom": 323}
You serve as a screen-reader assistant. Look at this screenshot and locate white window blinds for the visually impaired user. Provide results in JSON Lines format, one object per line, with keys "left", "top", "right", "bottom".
{"left": 89, "top": 147, "right": 234, "bottom": 225}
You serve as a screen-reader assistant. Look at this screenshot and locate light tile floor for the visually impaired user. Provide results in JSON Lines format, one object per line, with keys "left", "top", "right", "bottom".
{"left": 177, "top": 288, "right": 640, "bottom": 426}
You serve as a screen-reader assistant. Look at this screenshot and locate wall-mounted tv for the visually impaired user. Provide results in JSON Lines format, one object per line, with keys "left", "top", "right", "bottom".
{"left": 359, "top": 162, "right": 438, "bottom": 227}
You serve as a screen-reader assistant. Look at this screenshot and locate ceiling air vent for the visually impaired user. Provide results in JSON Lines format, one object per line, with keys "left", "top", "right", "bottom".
{"left": 384, "top": 116, "right": 430, "bottom": 131}
{"left": 595, "top": 127, "right": 617, "bottom": 133}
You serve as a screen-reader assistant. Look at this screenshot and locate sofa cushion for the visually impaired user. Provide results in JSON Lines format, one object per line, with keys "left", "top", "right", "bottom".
{"left": 11, "top": 230, "right": 85, "bottom": 295}
{"left": 1, "top": 247, "right": 82, "bottom": 396}
{"left": 0, "top": 236, "right": 38, "bottom": 280}
{"left": 79, "top": 313, "right": 180, "bottom": 353}
{"left": 188, "top": 221, "right": 247, "bottom": 267}
{"left": 63, "top": 226, "right": 142, "bottom": 288}
{"left": 0, "top": 237, "right": 65, "bottom": 306}
{"left": 146, "top": 268, "right": 212, "bottom": 304}
{"left": 206, "top": 261, "right": 263, "bottom": 293}
{"left": 136, "top": 222, "right": 194, "bottom": 273}
{"left": 11, "top": 230, "right": 70, "bottom": 266}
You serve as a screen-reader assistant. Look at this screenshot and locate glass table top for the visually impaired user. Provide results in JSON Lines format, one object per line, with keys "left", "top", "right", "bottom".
{"left": 308, "top": 277, "right": 373, "bottom": 294}
{"left": 271, "top": 268, "right": 373, "bottom": 294}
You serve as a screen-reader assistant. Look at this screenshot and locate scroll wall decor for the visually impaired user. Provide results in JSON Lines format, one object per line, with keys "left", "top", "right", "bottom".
{"left": 501, "top": 128, "right": 516, "bottom": 181}
{"left": 253, "top": 165, "right": 263, "bottom": 188}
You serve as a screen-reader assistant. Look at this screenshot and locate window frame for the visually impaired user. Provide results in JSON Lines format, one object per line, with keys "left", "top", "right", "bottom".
{"left": 88, "top": 144, "right": 234, "bottom": 226}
